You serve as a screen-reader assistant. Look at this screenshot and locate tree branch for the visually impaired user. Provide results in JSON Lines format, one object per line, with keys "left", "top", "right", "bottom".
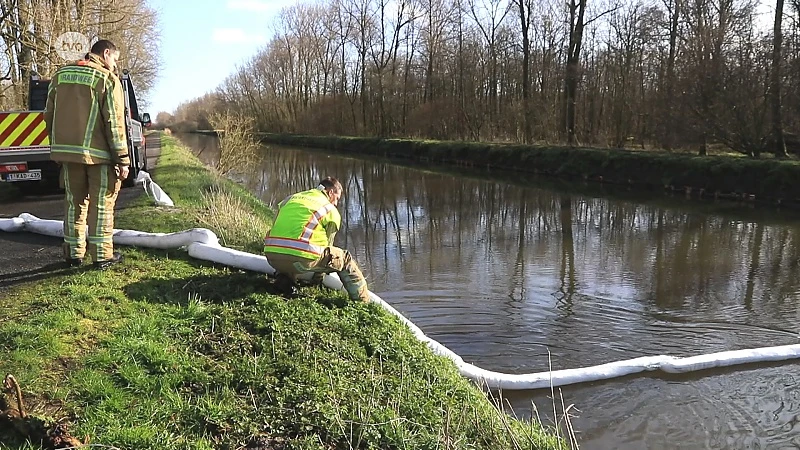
{"left": 585, "top": 5, "right": 622, "bottom": 27}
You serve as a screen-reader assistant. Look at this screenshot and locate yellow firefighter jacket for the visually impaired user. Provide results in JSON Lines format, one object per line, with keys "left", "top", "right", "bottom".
{"left": 44, "top": 53, "right": 130, "bottom": 166}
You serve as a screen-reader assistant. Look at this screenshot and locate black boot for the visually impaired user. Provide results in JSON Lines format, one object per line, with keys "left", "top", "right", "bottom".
{"left": 65, "top": 257, "right": 83, "bottom": 268}
{"left": 274, "top": 273, "right": 298, "bottom": 298}
{"left": 94, "top": 252, "right": 123, "bottom": 270}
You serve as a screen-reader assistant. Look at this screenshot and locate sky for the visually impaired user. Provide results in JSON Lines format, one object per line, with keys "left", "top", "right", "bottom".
{"left": 146, "top": 0, "right": 779, "bottom": 118}
{"left": 148, "top": 0, "right": 298, "bottom": 117}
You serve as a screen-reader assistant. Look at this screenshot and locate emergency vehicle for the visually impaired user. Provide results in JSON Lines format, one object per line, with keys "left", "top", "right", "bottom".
{"left": 0, "top": 70, "right": 150, "bottom": 192}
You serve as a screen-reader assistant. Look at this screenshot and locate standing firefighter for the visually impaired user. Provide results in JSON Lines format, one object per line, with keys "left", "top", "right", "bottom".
{"left": 264, "top": 177, "right": 370, "bottom": 302}
{"left": 45, "top": 39, "right": 129, "bottom": 269}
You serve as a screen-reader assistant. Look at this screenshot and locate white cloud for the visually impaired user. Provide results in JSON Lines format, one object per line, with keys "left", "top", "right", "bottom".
{"left": 211, "top": 28, "right": 266, "bottom": 44}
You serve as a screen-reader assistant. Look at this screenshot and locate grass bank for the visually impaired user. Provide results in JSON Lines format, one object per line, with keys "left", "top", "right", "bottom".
{"left": 0, "top": 134, "right": 565, "bottom": 449}
{"left": 259, "top": 134, "right": 800, "bottom": 208}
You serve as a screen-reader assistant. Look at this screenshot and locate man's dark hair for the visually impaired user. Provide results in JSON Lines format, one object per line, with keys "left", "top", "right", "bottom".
{"left": 319, "top": 176, "right": 342, "bottom": 193}
{"left": 90, "top": 39, "right": 118, "bottom": 56}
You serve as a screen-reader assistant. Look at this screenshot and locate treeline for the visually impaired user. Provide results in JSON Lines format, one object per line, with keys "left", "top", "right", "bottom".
{"left": 0, "top": 0, "right": 160, "bottom": 109}
{"left": 168, "top": 0, "right": 800, "bottom": 157}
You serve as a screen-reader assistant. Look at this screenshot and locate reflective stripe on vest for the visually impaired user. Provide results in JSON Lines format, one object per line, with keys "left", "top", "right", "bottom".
{"left": 301, "top": 203, "right": 335, "bottom": 241}
{"left": 263, "top": 237, "right": 325, "bottom": 256}
{"left": 264, "top": 189, "right": 340, "bottom": 260}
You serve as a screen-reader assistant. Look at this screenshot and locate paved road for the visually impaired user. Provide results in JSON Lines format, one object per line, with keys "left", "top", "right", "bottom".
{"left": 0, "top": 134, "right": 162, "bottom": 292}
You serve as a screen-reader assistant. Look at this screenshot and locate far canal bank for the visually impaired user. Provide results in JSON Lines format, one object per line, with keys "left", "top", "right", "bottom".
{"left": 247, "top": 132, "right": 800, "bottom": 209}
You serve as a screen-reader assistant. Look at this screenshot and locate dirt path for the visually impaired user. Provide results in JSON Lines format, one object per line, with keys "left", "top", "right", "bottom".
{"left": 0, "top": 133, "right": 162, "bottom": 292}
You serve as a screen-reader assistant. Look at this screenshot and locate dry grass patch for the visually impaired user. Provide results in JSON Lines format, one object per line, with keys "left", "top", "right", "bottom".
{"left": 197, "top": 186, "right": 269, "bottom": 250}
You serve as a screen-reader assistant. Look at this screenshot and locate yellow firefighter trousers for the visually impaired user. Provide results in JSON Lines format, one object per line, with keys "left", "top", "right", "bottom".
{"left": 61, "top": 162, "right": 121, "bottom": 262}
{"left": 266, "top": 247, "right": 370, "bottom": 302}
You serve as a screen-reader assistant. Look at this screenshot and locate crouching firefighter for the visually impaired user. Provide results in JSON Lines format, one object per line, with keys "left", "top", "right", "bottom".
{"left": 264, "top": 177, "right": 370, "bottom": 302}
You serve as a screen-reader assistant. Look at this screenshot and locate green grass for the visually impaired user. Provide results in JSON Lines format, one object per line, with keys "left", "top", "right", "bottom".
{"left": 119, "top": 138, "right": 274, "bottom": 253}
{"left": 0, "top": 134, "right": 565, "bottom": 449}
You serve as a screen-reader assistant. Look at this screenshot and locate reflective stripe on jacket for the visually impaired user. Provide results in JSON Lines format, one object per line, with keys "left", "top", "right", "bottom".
{"left": 45, "top": 54, "right": 130, "bottom": 166}
{"left": 264, "top": 188, "right": 341, "bottom": 260}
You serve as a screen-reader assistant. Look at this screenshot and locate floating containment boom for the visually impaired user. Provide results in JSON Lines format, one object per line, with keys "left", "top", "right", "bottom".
{"left": 2, "top": 212, "right": 799, "bottom": 390}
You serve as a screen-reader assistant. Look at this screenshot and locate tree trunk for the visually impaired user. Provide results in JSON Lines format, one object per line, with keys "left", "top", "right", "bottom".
{"left": 16, "top": 0, "right": 34, "bottom": 107}
{"left": 490, "top": 47, "right": 497, "bottom": 140}
{"left": 770, "top": 0, "right": 788, "bottom": 158}
{"left": 699, "top": 132, "right": 707, "bottom": 155}
{"left": 377, "top": 71, "right": 386, "bottom": 136}
{"left": 359, "top": 48, "right": 367, "bottom": 133}
{"left": 664, "top": 0, "right": 681, "bottom": 150}
{"left": 457, "top": 0, "right": 466, "bottom": 140}
{"left": 516, "top": 0, "right": 532, "bottom": 143}
{"left": 563, "top": 0, "right": 586, "bottom": 146}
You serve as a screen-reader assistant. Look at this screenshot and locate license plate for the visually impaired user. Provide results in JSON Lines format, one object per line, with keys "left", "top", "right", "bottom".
{"left": 4, "top": 170, "right": 41, "bottom": 181}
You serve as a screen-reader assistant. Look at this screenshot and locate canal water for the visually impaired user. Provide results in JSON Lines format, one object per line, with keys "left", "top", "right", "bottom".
{"left": 180, "top": 134, "right": 800, "bottom": 449}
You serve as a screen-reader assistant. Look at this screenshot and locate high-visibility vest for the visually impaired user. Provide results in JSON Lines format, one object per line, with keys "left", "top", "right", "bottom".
{"left": 264, "top": 188, "right": 341, "bottom": 260}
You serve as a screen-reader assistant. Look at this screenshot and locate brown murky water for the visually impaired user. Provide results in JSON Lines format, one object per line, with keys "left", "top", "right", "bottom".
{"left": 181, "top": 134, "right": 800, "bottom": 449}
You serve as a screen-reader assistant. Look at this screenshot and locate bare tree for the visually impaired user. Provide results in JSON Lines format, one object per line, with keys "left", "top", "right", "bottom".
{"left": 0, "top": 0, "right": 161, "bottom": 109}
{"left": 366, "top": 0, "right": 416, "bottom": 136}
{"left": 512, "top": 0, "right": 534, "bottom": 143}
{"left": 663, "top": 0, "right": 682, "bottom": 149}
{"left": 563, "top": 0, "right": 587, "bottom": 145}
{"left": 466, "top": 0, "right": 512, "bottom": 139}
{"left": 173, "top": 0, "right": 800, "bottom": 159}
{"left": 770, "top": 0, "right": 788, "bottom": 157}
